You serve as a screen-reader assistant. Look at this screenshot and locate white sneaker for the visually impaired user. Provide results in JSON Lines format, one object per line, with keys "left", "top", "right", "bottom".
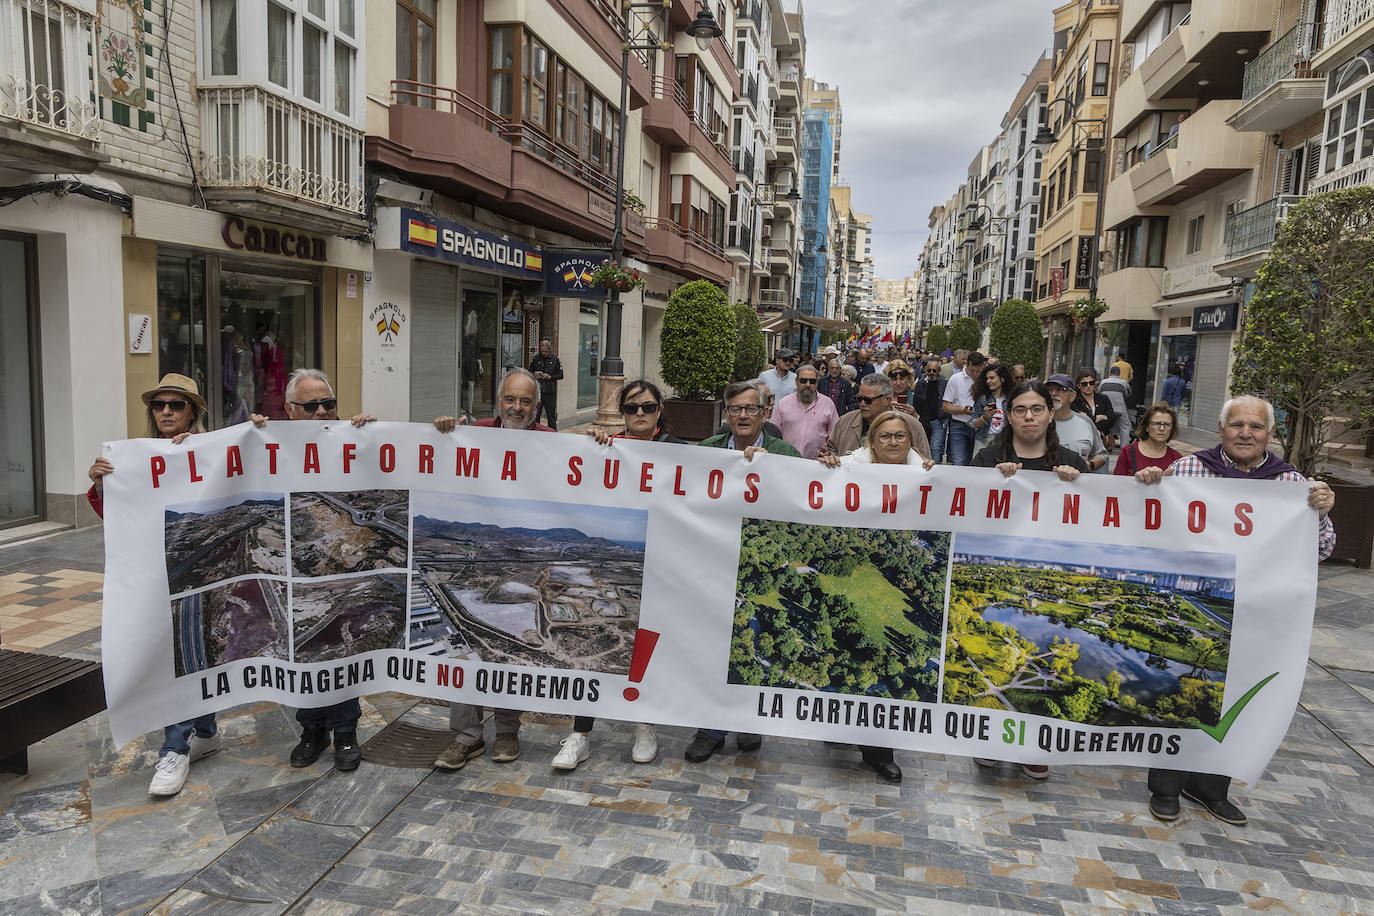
{"left": 551, "top": 732, "right": 590, "bottom": 770}
{"left": 631, "top": 723, "right": 658, "bottom": 763}
{"left": 149, "top": 752, "right": 190, "bottom": 796}
{"left": 187, "top": 732, "right": 222, "bottom": 762}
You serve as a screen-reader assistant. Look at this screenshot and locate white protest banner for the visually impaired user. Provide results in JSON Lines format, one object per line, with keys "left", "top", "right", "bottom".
{"left": 101, "top": 422, "right": 1318, "bottom": 784}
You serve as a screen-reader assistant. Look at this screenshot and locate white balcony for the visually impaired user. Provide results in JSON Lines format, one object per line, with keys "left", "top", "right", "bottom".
{"left": 200, "top": 86, "right": 365, "bottom": 231}
{"left": 1311, "top": 154, "right": 1374, "bottom": 193}
{"left": 0, "top": 0, "right": 103, "bottom": 170}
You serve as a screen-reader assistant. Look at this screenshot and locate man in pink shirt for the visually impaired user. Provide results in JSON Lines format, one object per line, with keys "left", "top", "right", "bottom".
{"left": 772, "top": 363, "right": 839, "bottom": 458}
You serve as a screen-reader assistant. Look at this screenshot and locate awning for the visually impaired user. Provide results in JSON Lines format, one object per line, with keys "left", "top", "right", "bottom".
{"left": 1151, "top": 289, "right": 1235, "bottom": 311}
{"left": 759, "top": 309, "right": 857, "bottom": 333}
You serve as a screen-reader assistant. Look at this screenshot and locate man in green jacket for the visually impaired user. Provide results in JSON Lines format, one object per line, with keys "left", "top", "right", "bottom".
{"left": 698, "top": 380, "right": 802, "bottom": 458}
{"left": 688, "top": 381, "right": 799, "bottom": 764}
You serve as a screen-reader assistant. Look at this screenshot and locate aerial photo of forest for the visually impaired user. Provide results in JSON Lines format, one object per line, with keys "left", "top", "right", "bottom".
{"left": 728, "top": 519, "right": 951, "bottom": 701}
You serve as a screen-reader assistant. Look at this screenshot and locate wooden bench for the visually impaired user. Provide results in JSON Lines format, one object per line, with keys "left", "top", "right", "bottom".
{"left": 0, "top": 647, "right": 106, "bottom": 775}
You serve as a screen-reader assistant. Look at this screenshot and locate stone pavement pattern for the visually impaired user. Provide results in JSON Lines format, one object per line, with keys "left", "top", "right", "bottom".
{"left": 2, "top": 529, "right": 1373, "bottom": 915}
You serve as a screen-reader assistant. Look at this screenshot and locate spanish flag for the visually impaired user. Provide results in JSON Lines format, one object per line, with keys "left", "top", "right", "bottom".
{"left": 563, "top": 268, "right": 578, "bottom": 284}
{"left": 377, "top": 319, "right": 389, "bottom": 334}
{"left": 525, "top": 252, "right": 543, "bottom": 271}
{"left": 407, "top": 218, "right": 437, "bottom": 247}
{"left": 579, "top": 269, "right": 595, "bottom": 284}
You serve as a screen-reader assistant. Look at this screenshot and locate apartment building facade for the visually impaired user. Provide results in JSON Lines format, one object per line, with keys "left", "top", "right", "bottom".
{"left": 725, "top": 0, "right": 778, "bottom": 308}
{"left": 757, "top": 0, "right": 804, "bottom": 313}
{"left": 0, "top": 0, "right": 372, "bottom": 529}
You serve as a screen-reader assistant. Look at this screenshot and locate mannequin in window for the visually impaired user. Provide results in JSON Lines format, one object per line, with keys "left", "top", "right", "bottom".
{"left": 461, "top": 310, "right": 481, "bottom": 417}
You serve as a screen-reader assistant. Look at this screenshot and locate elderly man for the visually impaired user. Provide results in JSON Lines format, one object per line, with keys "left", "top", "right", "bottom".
{"left": 819, "top": 358, "right": 855, "bottom": 415}
{"left": 759, "top": 348, "right": 799, "bottom": 401}
{"left": 826, "top": 373, "right": 932, "bottom": 458}
{"left": 1135, "top": 395, "right": 1335, "bottom": 827}
{"left": 855, "top": 348, "right": 876, "bottom": 380}
{"left": 690, "top": 382, "right": 800, "bottom": 762}
{"left": 941, "top": 350, "right": 985, "bottom": 466}
{"left": 913, "top": 357, "right": 949, "bottom": 462}
{"left": 529, "top": 339, "right": 563, "bottom": 429}
{"left": 1047, "top": 373, "right": 1107, "bottom": 472}
{"left": 251, "top": 369, "right": 373, "bottom": 773}
{"left": 773, "top": 364, "right": 839, "bottom": 459}
{"left": 432, "top": 369, "right": 553, "bottom": 770}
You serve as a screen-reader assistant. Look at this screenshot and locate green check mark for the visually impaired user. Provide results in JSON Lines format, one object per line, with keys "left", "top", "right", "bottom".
{"left": 1192, "top": 672, "right": 1280, "bottom": 743}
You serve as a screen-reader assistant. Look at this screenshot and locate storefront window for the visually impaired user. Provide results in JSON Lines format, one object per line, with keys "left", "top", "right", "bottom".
{"left": 460, "top": 288, "right": 498, "bottom": 418}
{"left": 156, "top": 254, "right": 208, "bottom": 394}
{"left": 1160, "top": 334, "right": 1196, "bottom": 427}
{"left": 0, "top": 234, "right": 39, "bottom": 527}
{"left": 577, "top": 303, "right": 600, "bottom": 410}
{"left": 218, "top": 267, "right": 317, "bottom": 425}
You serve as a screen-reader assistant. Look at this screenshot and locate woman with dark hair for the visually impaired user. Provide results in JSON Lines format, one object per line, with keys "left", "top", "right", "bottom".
{"left": 970, "top": 363, "right": 1013, "bottom": 448}
{"left": 87, "top": 374, "right": 220, "bottom": 798}
{"left": 1114, "top": 402, "right": 1183, "bottom": 475}
{"left": 1071, "top": 367, "right": 1119, "bottom": 447}
{"left": 972, "top": 381, "right": 1088, "bottom": 479}
{"left": 552, "top": 380, "right": 681, "bottom": 773}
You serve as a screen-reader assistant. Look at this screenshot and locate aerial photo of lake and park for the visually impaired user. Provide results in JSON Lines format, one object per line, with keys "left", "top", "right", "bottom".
{"left": 408, "top": 492, "right": 647, "bottom": 673}
{"left": 164, "top": 493, "right": 286, "bottom": 595}
{"left": 728, "top": 519, "right": 951, "bottom": 702}
{"left": 171, "top": 578, "right": 289, "bottom": 676}
{"left": 941, "top": 533, "right": 1236, "bottom": 728}
{"left": 289, "top": 490, "right": 410, "bottom": 578}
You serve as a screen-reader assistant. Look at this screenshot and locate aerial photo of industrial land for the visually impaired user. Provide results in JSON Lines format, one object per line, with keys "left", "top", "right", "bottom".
{"left": 292, "top": 574, "right": 408, "bottom": 663}
{"left": 290, "top": 490, "right": 409, "bottom": 578}
{"left": 942, "top": 533, "right": 1235, "bottom": 728}
{"left": 409, "top": 492, "right": 647, "bottom": 673}
{"left": 171, "top": 578, "right": 289, "bottom": 676}
{"left": 729, "top": 519, "right": 951, "bottom": 702}
{"left": 164, "top": 493, "right": 286, "bottom": 595}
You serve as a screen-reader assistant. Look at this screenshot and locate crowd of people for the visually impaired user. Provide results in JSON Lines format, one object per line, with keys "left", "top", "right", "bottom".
{"left": 86, "top": 338, "right": 1337, "bottom": 827}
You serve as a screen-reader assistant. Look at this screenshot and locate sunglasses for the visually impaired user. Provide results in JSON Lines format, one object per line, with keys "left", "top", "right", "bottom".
{"left": 149, "top": 399, "right": 190, "bottom": 412}
{"left": 621, "top": 401, "right": 661, "bottom": 415}
{"left": 891, "top": 370, "right": 912, "bottom": 378}
{"left": 1078, "top": 381, "right": 1095, "bottom": 388}
{"left": 291, "top": 398, "right": 338, "bottom": 413}
{"left": 796, "top": 377, "right": 818, "bottom": 385}
{"left": 856, "top": 395, "right": 885, "bottom": 405}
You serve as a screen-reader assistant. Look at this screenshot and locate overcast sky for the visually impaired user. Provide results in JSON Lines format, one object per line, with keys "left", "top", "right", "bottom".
{"left": 414, "top": 492, "right": 648, "bottom": 543}
{"left": 955, "top": 533, "right": 1236, "bottom": 579}
{"left": 802, "top": 0, "right": 1051, "bottom": 281}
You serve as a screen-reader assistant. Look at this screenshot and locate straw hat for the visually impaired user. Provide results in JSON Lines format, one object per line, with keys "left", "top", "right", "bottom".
{"left": 141, "top": 373, "right": 207, "bottom": 412}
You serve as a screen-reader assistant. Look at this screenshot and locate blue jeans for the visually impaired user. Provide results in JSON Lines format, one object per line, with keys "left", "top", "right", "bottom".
{"left": 295, "top": 698, "right": 362, "bottom": 731}
{"left": 948, "top": 420, "right": 976, "bottom": 466}
{"left": 929, "top": 418, "right": 949, "bottom": 463}
{"left": 160, "top": 713, "right": 217, "bottom": 755}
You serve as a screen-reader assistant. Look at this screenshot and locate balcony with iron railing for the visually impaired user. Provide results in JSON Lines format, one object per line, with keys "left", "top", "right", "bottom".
{"left": 1230, "top": 22, "right": 1325, "bottom": 133}
{"left": 1222, "top": 195, "right": 1301, "bottom": 262}
{"left": 0, "top": 0, "right": 104, "bottom": 171}
{"left": 201, "top": 86, "right": 365, "bottom": 229}
{"left": 643, "top": 215, "right": 729, "bottom": 282}
{"left": 732, "top": 147, "right": 755, "bottom": 178}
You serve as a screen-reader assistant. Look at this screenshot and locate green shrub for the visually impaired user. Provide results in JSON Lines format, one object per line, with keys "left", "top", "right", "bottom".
{"left": 732, "top": 302, "right": 767, "bottom": 381}
{"left": 926, "top": 324, "right": 948, "bottom": 353}
{"left": 660, "top": 280, "right": 736, "bottom": 399}
{"left": 949, "top": 316, "right": 981, "bottom": 351}
{"left": 1231, "top": 187, "right": 1374, "bottom": 475}
{"left": 988, "top": 299, "right": 1044, "bottom": 377}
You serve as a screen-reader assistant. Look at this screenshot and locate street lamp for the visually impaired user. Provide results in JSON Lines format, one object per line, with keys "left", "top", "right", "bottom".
{"left": 600, "top": 1, "right": 722, "bottom": 382}
{"left": 965, "top": 201, "right": 1011, "bottom": 322}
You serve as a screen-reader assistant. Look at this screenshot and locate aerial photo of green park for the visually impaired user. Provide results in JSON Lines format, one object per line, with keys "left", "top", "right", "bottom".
{"left": 941, "top": 533, "right": 1236, "bottom": 728}
{"left": 728, "top": 519, "right": 951, "bottom": 701}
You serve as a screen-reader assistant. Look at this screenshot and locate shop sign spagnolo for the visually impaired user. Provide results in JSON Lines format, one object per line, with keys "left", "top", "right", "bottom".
{"left": 400, "top": 208, "right": 543, "bottom": 280}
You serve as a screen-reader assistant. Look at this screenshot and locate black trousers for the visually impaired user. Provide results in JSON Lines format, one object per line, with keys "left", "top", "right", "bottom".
{"left": 296, "top": 698, "right": 362, "bottom": 731}
{"left": 1147, "top": 767, "right": 1230, "bottom": 802}
{"left": 860, "top": 745, "right": 893, "bottom": 764}
{"left": 536, "top": 389, "right": 558, "bottom": 429}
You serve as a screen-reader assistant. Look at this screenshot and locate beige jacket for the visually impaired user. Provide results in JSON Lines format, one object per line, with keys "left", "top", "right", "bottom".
{"left": 826, "top": 409, "right": 931, "bottom": 459}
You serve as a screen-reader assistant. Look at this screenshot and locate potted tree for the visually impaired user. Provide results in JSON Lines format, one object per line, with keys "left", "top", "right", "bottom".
{"left": 660, "top": 280, "right": 737, "bottom": 439}
{"left": 926, "top": 324, "right": 949, "bottom": 354}
{"left": 732, "top": 302, "right": 767, "bottom": 382}
{"left": 948, "top": 316, "right": 981, "bottom": 352}
{"left": 988, "top": 298, "right": 1044, "bottom": 377}
{"left": 1230, "top": 187, "right": 1374, "bottom": 567}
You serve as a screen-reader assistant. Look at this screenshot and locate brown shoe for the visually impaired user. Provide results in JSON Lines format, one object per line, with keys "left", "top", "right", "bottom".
{"left": 434, "top": 738, "right": 485, "bottom": 770}
{"left": 491, "top": 733, "right": 520, "bottom": 762}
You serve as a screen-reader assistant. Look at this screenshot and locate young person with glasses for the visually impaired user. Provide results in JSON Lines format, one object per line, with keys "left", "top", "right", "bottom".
{"left": 548, "top": 380, "right": 681, "bottom": 772}
{"left": 1113, "top": 403, "right": 1183, "bottom": 475}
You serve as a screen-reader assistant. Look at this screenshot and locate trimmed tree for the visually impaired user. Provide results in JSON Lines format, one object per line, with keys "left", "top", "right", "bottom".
{"left": 660, "top": 280, "right": 737, "bottom": 400}
{"left": 926, "top": 324, "right": 949, "bottom": 353}
{"left": 948, "top": 316, "right": 981, "bottom": 351}
{"left": 732, "top": 302, "right": 767, "bottom": 381}
{"left": 1230, "top": 187, "right": 1374, "bottom": 475}
{"left": 988, "top": 298, "right": 1044, "bottom": 377}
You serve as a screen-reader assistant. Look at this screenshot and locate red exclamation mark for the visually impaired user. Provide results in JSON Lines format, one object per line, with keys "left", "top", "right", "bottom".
{"left": 623, "top": 629, "right": 660, "bottom": 700}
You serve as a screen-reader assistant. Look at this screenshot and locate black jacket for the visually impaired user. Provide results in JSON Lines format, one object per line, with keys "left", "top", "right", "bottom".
{"left": 1072, "top": 393, "right": 1118, "bottom": 439}
{"left": 817, "top": 375, "right": 854, "bottom": 415}
{"left": 913, "top": 375, "right": 948, "bottom": 423}
{"left": 529, "top": 353, "right": 563, "bottom": 392}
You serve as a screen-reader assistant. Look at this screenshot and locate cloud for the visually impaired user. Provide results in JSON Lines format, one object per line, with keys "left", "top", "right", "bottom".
{"left": 801, "top": 0, "right": 1049, "bottom": 278}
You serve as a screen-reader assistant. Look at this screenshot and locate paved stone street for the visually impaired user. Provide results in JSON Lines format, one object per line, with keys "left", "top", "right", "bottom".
{"left": 2, "top": 527, "right": 1373, "bottom": 915}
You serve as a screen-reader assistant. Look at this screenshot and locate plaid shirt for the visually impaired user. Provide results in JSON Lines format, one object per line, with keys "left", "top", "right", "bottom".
{"left": 1170, "top": 454, "right": 1336, "bottom": 560}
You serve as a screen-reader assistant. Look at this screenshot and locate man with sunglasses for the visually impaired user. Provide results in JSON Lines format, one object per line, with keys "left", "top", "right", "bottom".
{"left": 913, "top": 357, "right": 949, "bottom": 461}
{"left": 252, "top": 368, "right": 375, "bottom": 773}
{"left": 529, "top": 339, "right": 564, "bottom": 430}
{"left": 691, "top": 381, "right": 799, "bottom": 762}
{"left": 758, "top": 348, "right": 799, "bottom": 401}
{"left": 772, "top": 364, "right": 839, "bottom": 459}
{"left": 825, "top": 373, "right": 931, "bottom": 459}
